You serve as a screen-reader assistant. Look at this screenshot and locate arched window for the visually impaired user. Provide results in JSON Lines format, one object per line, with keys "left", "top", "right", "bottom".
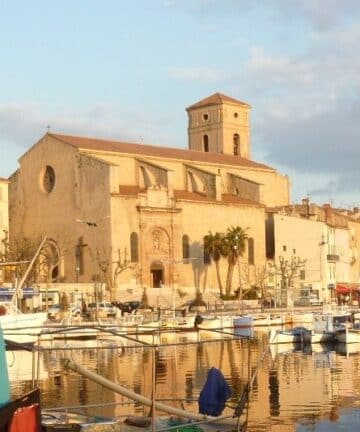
{"left": 130, "top": 232, "right": 139, "bottom": 262}
{"left": 203, "top": 236, "right": 211, "bottom": 264}
{"left": 203, "top": 135, "right": 209, "bottom": 152}
{"left": 233, "top": 134, "right": 240, "bottom": 156}
{"left": 248, "top": 237, "right": 254, "bottom": 265}
{"left": 182, "top": 235, "right": 190, "bottom": 261}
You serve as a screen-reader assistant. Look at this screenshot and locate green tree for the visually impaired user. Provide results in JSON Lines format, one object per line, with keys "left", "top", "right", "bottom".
{"left": 204, "top": 231, "right": 225, "bottom": 296}
{"left": 222, "top": 226, "right": 248, "bottom": 297}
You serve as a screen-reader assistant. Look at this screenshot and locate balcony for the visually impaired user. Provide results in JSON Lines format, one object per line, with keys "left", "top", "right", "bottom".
{"left": 327, "top": 245, "right": 339, "bottom": 262}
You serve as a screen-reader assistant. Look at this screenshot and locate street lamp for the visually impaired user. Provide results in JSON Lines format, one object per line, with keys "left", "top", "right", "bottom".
{"left": 75, "top": 216, "right": 110, "bottom": 320}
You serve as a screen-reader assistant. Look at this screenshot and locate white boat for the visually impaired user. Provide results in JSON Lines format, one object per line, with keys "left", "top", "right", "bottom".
{"left": 41, "top": 323, "right": 100, "bottom": 341}
{"left": 233, "top": 313, "right": 286, "bottom": 328}
{"left": 335, "top": 326, "right": 360, "bottom": 344}
{"left": 0, "top": 301, "right": 48, "bottom": 345}
{"left": 195, "top": 315, "right": 222, "bottom": 331}
{"left": 291, "top": 312, "right": 314, "bottom": 324}
{"left": 311, "top": 313, "right": 337, "bottom": 344}
{"left": 269, "top": 327, "right": 312, "bottom": 344}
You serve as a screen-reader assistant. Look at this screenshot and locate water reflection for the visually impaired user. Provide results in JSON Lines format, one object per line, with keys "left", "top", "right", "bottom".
{"left": 7, "top": 335, "right": 360, "bottom": 431}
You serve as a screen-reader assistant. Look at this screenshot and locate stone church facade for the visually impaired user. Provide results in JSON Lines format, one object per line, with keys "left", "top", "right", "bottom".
{"left": 9, "top": 93, "right": 290, "bottom": 299}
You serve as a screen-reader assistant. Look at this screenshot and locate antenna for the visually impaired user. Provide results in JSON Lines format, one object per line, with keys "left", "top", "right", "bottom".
{"left": 46, "top": 125, "right": 51, "bottom": 133}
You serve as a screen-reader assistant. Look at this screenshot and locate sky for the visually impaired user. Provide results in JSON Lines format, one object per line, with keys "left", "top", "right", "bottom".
{"left": 1, "top": 0, "right": 360, "bottom": 207}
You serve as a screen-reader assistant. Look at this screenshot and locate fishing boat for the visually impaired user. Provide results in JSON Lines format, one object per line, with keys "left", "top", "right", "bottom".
{"left": 233, "top": 313, "right": 286, "bottom": 328}
{"left": 291, "top": 312, "right": 314, "bottom": 324}
{"left": 41, "top": 409, "right": 117, "bottom": 430}
{"left": 0, "top": 237, "right": 50, "bottom": 346}
{"left": 311, "top": 313, "right": 338, "bottom": 344}
{"left": 335, "top": 325, "right": 360, "bottom": 344}
{"left": 0, "top": 301, "right": 48, "bottom": 345}
{"left": 269, "top": 327, "right": 312, "bottom": 345}
{"left": 40, "top": 321, "right": 106, "bottom": 341}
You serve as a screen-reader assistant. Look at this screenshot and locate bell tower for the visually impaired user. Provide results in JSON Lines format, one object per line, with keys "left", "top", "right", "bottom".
{"left": 186, "top": 92, "right": 251, "bottom": 159}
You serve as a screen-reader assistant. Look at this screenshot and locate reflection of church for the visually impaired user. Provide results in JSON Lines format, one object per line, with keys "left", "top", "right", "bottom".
{"left": 9, "top": 93, "right": 290, "bottom": 297}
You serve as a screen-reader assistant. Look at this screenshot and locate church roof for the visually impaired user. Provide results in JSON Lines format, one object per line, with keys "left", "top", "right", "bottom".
{"left": 49, "top": 133, "right": 273, "bottom": 171}
{"left": 186, "top": 92, "right": 251, "bottom": 110}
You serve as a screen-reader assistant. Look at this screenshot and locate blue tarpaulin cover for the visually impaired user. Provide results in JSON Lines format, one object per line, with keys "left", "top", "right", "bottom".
{"left": 198, "top": 367, "right": 232, "bottom": 416}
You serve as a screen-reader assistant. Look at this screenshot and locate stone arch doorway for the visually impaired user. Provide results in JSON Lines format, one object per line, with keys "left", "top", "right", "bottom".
{"left": 150, "top": 261, "right": 164, "bottom": 288}
{"left": 41, "top": 239, "right": 61, "bottom": 282}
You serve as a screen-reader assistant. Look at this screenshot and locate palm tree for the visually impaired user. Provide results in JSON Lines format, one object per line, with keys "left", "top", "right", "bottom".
{"left": 204, "top": 231, "right": 225, "bottom": 296}
{"left": 222, "top": 226, "right": 248, "bottom": 297}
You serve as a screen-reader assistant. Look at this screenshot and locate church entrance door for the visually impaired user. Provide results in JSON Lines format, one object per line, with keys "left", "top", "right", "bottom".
{"left": 150, "top": 262, "right": 164, "bottom": 288}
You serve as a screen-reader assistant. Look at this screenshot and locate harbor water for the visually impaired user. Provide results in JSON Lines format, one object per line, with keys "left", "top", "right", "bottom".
{"left": 8, "top": 329, "right": 360, "bottom": 431}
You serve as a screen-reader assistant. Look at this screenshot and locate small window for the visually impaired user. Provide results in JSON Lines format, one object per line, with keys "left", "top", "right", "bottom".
{"left": 203, "top": 113, "right": 209, "bottom": 121}
{"left": 130, "top": 232, "right": 139, "bottom": 262}
{"left": 234, "top": 112, "right": 238, "bottom": 118}
{"left": 300, "top": 269, "right": 305, "bottom": 280}
{"left": 203, "top": 135, "right": 209, "bottom": 152}
{"left": 283, "top": 245, "right": 287, "bottom": 252}
{"left": 42, "top": 165, "right": 56, "bottom": 193}
{"left": 233, "top": 134, "right": 240, "bottom": 156}
{"left": 248, "top": 238, "right": 254, "bottom": 265}
{"left": 182, "top": 235, "right": 190, "bottom": 261}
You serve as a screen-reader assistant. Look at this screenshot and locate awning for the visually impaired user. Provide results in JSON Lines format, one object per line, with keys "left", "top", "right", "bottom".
{"left": 336, "top": 283, "right": 360, "bottom": 294}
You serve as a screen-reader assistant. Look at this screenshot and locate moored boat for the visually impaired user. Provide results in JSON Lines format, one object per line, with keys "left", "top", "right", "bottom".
{"left": 269, "top": 327, "right": 312, "bottom": 344}
{"left": 233, "top": 313, "right": 288, "bottom": 328}
{"left": 335, "top": 326, "right": 360, "bottom": 344}
{"left": 291, "top": 312, "right": 314, "bottom": 324}
{"left": 0, "top": 301, "right": 48, "bottom": 345}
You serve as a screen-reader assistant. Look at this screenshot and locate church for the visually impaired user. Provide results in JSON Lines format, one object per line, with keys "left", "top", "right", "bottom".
{"left": 9, "top": 93, "right": 290, "bottom": 299}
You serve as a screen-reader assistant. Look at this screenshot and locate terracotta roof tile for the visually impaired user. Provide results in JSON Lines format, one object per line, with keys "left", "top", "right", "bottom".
{"left": 186, "top": 92, "right": 251, "bottom": 110}
{"left": 118, "top": 185, "right": 145, "bottom": 195}
{"left": 50, "top": 133, "right": 272, "bottom": 171}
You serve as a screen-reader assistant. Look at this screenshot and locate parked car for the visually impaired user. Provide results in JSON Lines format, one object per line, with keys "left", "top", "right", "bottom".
{"left": 118, "top": 301, "right": 142, "bottom": 314}
{"left": 295, "top": 295, "right": 323, "bottom": 307}
{"left": 309, "top": 294, "right": 323, "bottom": 306}
{"left": 86, "top": 302, "right": 117, "bottom": 317}
{"left": 47, "top": 303, "right": 82, "bottom": 319}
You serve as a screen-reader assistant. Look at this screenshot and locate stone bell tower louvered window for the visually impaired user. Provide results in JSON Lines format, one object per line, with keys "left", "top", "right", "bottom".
{"left": 186, "top": 92, "right": 251, "bottom": 159}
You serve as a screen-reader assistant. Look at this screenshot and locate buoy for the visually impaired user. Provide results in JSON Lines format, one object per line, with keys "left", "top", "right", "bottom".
{"left": 0, "top": 325, "right": 10, "bottom": 407}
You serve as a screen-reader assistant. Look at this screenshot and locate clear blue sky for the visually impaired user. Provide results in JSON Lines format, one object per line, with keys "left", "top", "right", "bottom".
{"left": 1, "top": 0, "right": 360, "bottom": 207}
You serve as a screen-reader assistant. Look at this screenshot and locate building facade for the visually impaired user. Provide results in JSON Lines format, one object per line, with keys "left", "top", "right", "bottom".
{"left": 266, "top": 200, "right": 360, "bottom": 305}
{"left": 9, "top": 93, "right": 290, "bottom": 299}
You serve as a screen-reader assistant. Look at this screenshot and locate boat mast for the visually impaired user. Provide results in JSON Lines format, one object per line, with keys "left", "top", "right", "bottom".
{"left": 11, "top": 236, "right": 48, "bottom": 305}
